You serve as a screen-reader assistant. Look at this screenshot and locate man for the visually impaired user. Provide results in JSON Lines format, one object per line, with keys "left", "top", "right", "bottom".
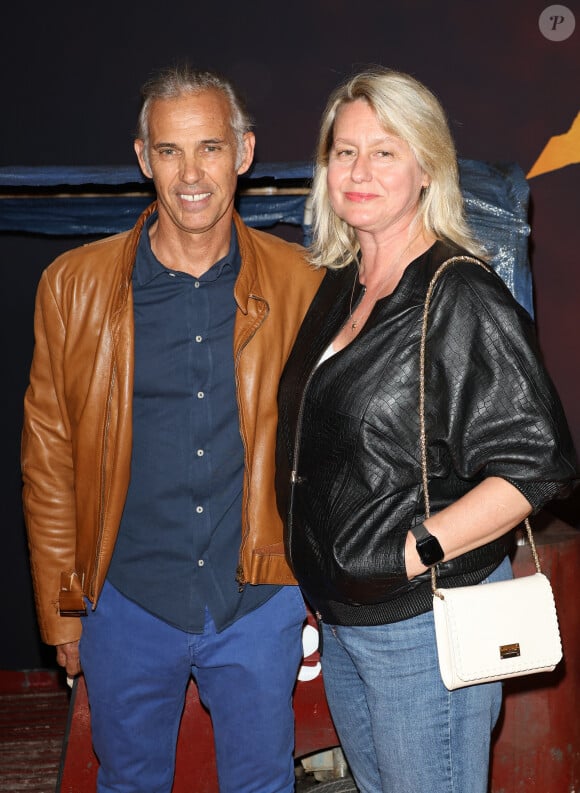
{"left": 21, "top": 65, "right": 322, "bottom": 793}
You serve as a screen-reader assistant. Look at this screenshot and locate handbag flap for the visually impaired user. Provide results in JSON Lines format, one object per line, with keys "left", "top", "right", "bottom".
{"left": 433, "top": 573, "right": 562, "bottom": 683}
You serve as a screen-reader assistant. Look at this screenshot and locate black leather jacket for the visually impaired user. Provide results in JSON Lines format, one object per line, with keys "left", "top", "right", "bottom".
{"left": 276, "top": 242, "right": 578, "bottom": 625}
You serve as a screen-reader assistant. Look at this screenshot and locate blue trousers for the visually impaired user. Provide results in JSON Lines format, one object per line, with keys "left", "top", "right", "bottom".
{"left": 79, "top": 581, "right": 306, "bottom": 793}
{"left": 320, "top": 557, "right": 512, "bottom": 793}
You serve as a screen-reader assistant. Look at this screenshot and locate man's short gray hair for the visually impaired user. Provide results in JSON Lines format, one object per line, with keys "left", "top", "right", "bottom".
{"left": 136, "top": 64, "right": 253, "bottom": 170}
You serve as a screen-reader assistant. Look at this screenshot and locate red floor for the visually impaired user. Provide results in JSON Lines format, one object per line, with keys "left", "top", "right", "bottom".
{"left": 0, "top": 670, "right": 69, "bottom": 793}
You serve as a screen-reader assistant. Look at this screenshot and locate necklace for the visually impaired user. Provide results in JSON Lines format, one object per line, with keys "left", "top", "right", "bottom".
{"left": 347, "top": 233, "right": 422, "bottom": 334}
{"left": 348, "top": 272, "right": 364, "bottom": 332}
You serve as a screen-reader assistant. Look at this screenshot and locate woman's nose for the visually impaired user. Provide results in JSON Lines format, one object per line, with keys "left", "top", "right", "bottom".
{"left": 350, "top": 154, "right": 372, "bottom": 183}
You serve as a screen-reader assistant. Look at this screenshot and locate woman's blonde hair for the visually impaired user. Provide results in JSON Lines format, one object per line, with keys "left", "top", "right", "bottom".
{"left": 309, "top": 68, "right": 486, "bottom": 268}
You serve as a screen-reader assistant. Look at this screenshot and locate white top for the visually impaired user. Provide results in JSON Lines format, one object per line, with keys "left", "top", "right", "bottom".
{"left": 317, "top": 343, "right": 336, "bottom": 366}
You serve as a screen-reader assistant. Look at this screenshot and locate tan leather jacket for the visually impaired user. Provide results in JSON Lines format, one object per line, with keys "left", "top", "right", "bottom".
{"left": 22, "top": 204, "right": 323, "bottom": 646}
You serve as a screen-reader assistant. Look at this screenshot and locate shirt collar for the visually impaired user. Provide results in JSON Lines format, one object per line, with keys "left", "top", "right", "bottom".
{"left": 134, "top": 212, "right": 240, "bottom": 286}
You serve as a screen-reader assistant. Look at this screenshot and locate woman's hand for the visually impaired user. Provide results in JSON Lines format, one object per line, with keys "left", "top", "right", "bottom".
{"left": 405, "top": 476, "right": 532, "bottom": 579}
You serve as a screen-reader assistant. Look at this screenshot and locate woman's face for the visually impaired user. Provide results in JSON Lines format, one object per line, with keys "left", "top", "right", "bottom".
{"left": 327, "top": 99, "right": 429, "bottom": 240}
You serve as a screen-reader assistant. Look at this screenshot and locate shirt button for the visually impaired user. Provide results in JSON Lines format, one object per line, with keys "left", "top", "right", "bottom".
{"left": 198, "top": 559, "right": 205, "bottom": 567}
{"left": 197, "top": 391, "right": 204, "bottom": 399}
{"left": 196, "top": 506, "right": 204, "bottom": 514}
{"left": 194, "top": 281, "right": 201, "bottom": 289}
{"left": 196, "top": 449, "right": 204, "bottom": 457}
{"left": 195, "top": 335, "right": 203, "bottom": 343}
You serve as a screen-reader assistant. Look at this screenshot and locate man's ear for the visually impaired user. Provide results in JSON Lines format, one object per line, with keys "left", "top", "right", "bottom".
{"left": 237, "top": 132, "right": 256, "bottom": 176}
{"left": 134, "top": 139, "right": 153, "bottom": 179}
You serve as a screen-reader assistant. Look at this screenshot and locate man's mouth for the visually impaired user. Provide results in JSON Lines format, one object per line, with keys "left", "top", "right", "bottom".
{"left": 180, "top": 192, "right": 212, "bottom": 202}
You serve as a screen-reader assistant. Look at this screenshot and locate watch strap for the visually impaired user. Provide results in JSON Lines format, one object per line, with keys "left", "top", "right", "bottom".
{"left": 410, "top": 523, "right": 431, "bottom": 543}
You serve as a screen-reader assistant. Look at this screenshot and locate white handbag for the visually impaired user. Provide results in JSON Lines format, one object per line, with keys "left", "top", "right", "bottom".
{"left": 419, "top": 258, "right": 563, "bottom": 690}
{"left": 432, "top": 567, "right": 562, "bottom": 690}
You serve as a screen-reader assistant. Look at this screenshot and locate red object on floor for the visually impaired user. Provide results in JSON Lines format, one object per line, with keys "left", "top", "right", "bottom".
{"left": 58, "top": 513, "right": 580, "bottom": 792}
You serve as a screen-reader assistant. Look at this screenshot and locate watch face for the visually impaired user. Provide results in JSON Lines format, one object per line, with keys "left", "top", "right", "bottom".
{"left": 417, "top": 535, "right": 444, "bottom": 566}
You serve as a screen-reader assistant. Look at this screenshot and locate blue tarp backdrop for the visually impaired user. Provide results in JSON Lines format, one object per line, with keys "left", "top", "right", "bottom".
{"left": 0, "top": 159, "right": 533, "bottom": 316}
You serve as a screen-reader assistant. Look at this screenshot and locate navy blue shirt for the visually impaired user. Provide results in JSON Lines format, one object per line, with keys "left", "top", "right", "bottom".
{"left": 107, "top": 216, "right": 279, "bottom": 632}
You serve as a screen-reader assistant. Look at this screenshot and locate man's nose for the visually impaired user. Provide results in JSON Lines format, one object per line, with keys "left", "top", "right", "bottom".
{"left": 180, "top": 154, "right": 203, "bottom": 183}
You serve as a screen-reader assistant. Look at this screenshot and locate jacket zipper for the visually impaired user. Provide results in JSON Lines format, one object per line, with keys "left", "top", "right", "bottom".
{"left": 315, "top": 609, "right": 324, "bottom": 655}
{"left": 235, "top": 294, "right": 269, "bottom": 591}
{"left": 285, "top": 360, "right": 318, "bottom": 582}
{"left": 88, "top": 233, "right": 143, "bottom": 607}
{"left": 289, "top": 377, "right": 323, "bottom": 652}
{"left": 90, "top": 358, "right": 117, "bottom": 606}
{"left": 288, "top": 284, "right": 366, "bottom": 565}
{"left": 289, "top": 280, "right": 365, "bottom": 641}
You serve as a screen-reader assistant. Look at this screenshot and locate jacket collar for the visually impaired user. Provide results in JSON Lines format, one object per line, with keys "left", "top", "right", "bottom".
{"left": 232, "top": 211, "right": 260, "bottom": 314}
{"left": 124, "top": 206, "right": 258, "bottom": 316}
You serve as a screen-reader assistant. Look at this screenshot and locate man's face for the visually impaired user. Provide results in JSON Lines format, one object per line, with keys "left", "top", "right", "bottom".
{"left": 134, "top": 89, "right": 254, "bottom": 239}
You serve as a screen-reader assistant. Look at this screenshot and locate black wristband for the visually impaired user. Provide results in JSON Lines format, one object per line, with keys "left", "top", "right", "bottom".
{"left": 410, "top": 523, "right": 444, "bottom": 567}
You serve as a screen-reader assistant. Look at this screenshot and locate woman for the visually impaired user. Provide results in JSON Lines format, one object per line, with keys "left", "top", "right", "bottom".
{"left": 276, "top": 68, "right": 578, "bottom": 793}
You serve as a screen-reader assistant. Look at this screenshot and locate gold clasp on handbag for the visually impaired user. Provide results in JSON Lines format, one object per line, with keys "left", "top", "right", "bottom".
{"left": 499, "top": 643, "right": 521, "bottom": 660}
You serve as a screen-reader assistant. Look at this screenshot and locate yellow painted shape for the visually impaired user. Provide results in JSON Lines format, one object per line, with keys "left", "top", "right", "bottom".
{"left": 527, "top": 112, "right": 580, "bottom": 179}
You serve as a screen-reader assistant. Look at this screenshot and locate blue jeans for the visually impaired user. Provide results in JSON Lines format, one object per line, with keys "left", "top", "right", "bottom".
{"left": 320, "top": 557, "right": 512, "bottom": 793}
{"left": 79, "top": 581, "right": 306, "bottom": 793}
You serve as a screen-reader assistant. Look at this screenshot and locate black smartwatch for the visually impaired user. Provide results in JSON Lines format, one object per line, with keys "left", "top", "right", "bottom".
{"left": 410, "top": 523, "right": 444, "bottom": 567}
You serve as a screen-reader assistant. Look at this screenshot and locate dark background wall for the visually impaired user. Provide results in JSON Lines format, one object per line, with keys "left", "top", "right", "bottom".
{"left": 1, "top": 0, "right": 579, "bottom": 668}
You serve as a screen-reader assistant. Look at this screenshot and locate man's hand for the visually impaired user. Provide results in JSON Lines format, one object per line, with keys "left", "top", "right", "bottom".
{"left": 56, "top": 641, "right": 81, "bottom": 677}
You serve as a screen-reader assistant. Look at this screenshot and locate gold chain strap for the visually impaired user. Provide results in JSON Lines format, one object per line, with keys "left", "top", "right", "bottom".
{"left": 418, "top": 256, "right": 542, "bottom": 597}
